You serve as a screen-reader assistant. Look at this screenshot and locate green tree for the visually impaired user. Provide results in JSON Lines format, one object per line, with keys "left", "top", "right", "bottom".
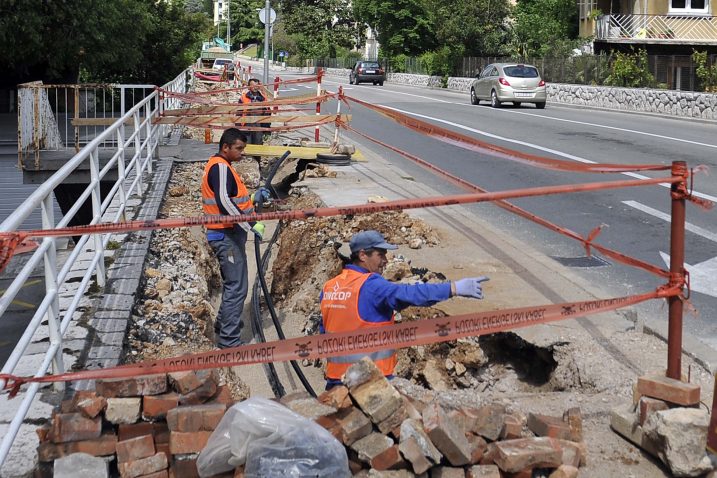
{"left": 426, "top": 0, "right": 512, "bottom": 57}
{"left": 604, "top": 49, "right": 655, "bottom": 88}
{"left": 511, "top": 0, "right": 578, "bottom": 57}
{"left": 353, "top": 0, "right": 435, "bottom": 56}
{"left": 280, "top": 0, "right": 357, "bottom": 60}
{"left": 692, "top": 50, "right": 717, "bottom": 92}
{"left": 216, "top": 0, "right": 265, "bottom": 50}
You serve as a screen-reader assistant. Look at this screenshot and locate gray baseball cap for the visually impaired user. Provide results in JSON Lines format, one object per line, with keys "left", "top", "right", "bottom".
{"left": 349, "top": 230, "right": 398, "bottom": 253}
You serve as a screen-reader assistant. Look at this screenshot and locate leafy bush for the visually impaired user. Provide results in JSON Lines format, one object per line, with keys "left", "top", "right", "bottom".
{"left": 389, "top": 54, "right": 409, "bottom": 73}
{"left": 692, "top": 50, "right": 717, "bottom": 92}
{"left": 604, "top": 49, "right": 655, "bottom": 88}
{"left": 419, "top": 47, "right": 455, "bottom": 77}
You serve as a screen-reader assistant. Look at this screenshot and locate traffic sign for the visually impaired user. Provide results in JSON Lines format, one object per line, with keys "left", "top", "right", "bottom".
{"left": 258, "top": 7, "right": 276, "bottom": 24}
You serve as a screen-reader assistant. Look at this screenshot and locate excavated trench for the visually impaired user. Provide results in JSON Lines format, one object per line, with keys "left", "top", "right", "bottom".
{"left": 125, "top": 150, "right": 588, "bottom": 401}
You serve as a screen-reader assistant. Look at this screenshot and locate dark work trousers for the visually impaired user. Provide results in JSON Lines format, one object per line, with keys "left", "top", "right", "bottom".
{"left": 208, "top": 227, "right": 249, "bottom": 348}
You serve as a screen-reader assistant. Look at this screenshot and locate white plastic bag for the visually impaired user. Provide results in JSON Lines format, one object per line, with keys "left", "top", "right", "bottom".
{"left": 197, "top": 397, "right": 350, "bottom": 478}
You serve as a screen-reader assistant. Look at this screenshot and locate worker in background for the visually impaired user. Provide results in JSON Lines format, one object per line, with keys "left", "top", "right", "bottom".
{"left": 240, "top": 78, "right": 270, "bottom": 164}
{"left": 201, "top": 128, "right": 270, "bottom": 349}
{"left": 320, "top": 230, "right": 489, "bottom": 389}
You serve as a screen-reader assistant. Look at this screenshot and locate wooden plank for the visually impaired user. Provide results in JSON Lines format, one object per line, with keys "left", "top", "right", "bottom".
{"left": 162, "top": 92, "right": 324, "bottom": 116}
{"left": 152, "top": 114, "right": 351, "bottom": 126}
{"left": 242, "top": 144, "right": 365, "bottom": 161}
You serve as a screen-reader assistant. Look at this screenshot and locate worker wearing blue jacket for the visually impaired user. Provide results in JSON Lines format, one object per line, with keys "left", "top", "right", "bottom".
{"left": 320, "top": 230, "right": 489, "bottom": 389}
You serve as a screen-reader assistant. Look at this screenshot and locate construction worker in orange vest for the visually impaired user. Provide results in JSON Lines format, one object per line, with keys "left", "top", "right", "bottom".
{"left": 320, "top": 230, "right": 489, "bottom": 389}
{"left": 201, "top": 128, "right": 270, "bottom": 349}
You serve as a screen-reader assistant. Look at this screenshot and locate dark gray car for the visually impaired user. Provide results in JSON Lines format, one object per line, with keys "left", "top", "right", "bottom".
{"left": 349, "top": 61, "right": 385, "bottom": 86}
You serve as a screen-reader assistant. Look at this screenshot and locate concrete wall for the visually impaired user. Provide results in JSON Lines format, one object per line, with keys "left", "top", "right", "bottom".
{"left": 317, "top": 67, "right": 717, "bottom": 120}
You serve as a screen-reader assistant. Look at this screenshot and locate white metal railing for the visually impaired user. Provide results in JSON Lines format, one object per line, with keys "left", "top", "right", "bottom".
{"left": 0, "top": 69, "right": 187, "bottom": 468}
{"left": 596, "top": 14, "right": 717, "bottom": 41}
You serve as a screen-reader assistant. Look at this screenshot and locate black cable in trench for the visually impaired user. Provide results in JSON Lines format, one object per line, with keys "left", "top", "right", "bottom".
{"left": 252, "top": 150, "right": 317, "bottom": 398}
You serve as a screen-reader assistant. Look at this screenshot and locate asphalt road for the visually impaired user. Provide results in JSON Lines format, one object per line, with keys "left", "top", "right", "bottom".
{"left": 262, "top": 66, "right": 717, "bottom": 356}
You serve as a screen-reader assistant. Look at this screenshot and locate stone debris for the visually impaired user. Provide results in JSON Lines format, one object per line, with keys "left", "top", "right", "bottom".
{"left": 611, "top": 376, "right": 712, "bottom": 477}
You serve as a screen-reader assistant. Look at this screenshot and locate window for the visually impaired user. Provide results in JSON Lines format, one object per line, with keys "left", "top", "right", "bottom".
{"left": 504, "top": 66, "right": 539, "bottom": 78}
{"left": 670, "top": 0, "right": 708, "bottom": 14}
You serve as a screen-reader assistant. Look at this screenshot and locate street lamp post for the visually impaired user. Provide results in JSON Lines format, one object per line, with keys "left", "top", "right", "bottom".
{"left": 263, "top": 0, "right": 270, "bottom": 84}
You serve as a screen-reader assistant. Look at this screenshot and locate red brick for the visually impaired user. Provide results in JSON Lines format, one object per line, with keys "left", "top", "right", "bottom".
{"left": 50, "top": 412, "right": 102, "bottom": 443}
{"left": 527, "top": 413, "right": 572, "bottom": 440}
{"left": 37, "top": 432, "right": 117, "bottom": 462}
{"left": 72, "top": 391, "right": 106, "bottom": 419}
{"left": 431, "top": 466, "right": 466, "bottom": 478}
{"left": 156, "top": 442, "right": 171, "bottom": 459}
{"left": 493, "top": 438, "right": 562, "bottom": 473}
{"left": 422, "top": 401, "right": 472, "bottom": 466}
{"left": 315, "top": 414, "right": 343, "bottom": 442}
{"left": 399, "top": 436, "right": 432, "bottom": 475}
{"left": 370, "top": 445, "right": 406, "bottom": 470}
{"left": 154, "top": 422, "right": 170, "bottom": 444}
{"left": 467, "top": 434, "right": 487, "bottom": 464}
{"left": 556, "top": 439, "right": 587, "bottom": 467}
{"left": 136, "top": 471, "right": 168, "bottom": 478}
{"left": 118, "top": 422, "right": 154, "bottom": 442}
{"left": 36, "top": 423, "right": 51, "bottom": 443}
{"left": 96, "top": 374, "right": 168, "bottom": 398}
{"left": 118, "top": 452, "right": 168, "bottom": 478}
{"left": 336, "top": 407, "right": 373, "bottom": 445}
{"left": 143, "top": 392, "right": 179, "bottom": 420}
{"left": 639, "top": 396, "right": 669, "bottom": 426}
{"left": 479, "top": 443, "right": 497, "bottom": 465}
{"left": 166, "top": 403, "right": 226, "bottom": 432}
{"left": 637, "top": 374, "right": 700, "bottom": 406}
{"left": 59, "top": 399, "right": 75, "bottom": 414}
{"left": 377, "top": 405, "right": 407, "bottom": 434}
{"left": 168, "top": 371, "right": 202, "bottom": 394}
{"left": 169, "top": 431, "right": 212, "bottom": 454}
{"left": 318, "top": 385, "right": 352, "bottom": 409}
{"left": 562, "top": 407, "right": 583, "bottom": 442}
{"left": 169, "top": 457, "right": 199, "bottom": 478}
{"left": 466, "top": 405, "right": 507, "bottom": 441}
{"left": 179, "top": 378, "right": 218, "bottom": 405}
{"left": 209, "top": 385, "right": 233, "bottom": 406}
{"left": 501, "top": 415, "right": 523, "bottom": 440}
{"left": 117, "top": 434, "right": 156, "bottom": 463}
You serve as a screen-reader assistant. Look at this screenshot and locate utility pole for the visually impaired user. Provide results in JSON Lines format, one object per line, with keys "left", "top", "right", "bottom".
{"left": 263, "top": 0, "right": 271, "bottom": 84}
{"left": 226, "top": 0, "right": 231, "bottom": 49}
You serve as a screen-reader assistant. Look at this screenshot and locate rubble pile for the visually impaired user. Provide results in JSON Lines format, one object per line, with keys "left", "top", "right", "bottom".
{"left": 610, "top": 374, "right": 712, "bottom": 477}
{"left": 35, "top": 370, "right": 235, "bottom": 478}
{"left": 287, "top": 358, "right": 587, "bottom": 478}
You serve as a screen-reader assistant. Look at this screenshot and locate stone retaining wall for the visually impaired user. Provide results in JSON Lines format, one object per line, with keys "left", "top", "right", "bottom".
{"left": 318, "top": 67, "right": 717, "bottom": 120}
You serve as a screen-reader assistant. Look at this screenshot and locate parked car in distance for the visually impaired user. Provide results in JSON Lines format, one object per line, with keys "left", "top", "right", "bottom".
{"left": 349, "top": 61, "right": 385, "bottom": 86}
{"left": 470, "top": 63, "right": 546, "bottom": 109}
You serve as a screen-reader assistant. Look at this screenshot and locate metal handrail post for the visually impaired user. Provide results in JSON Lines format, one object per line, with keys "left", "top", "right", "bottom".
{"left": 117, "top": 128, "right": 127, "bottom": 222}
{"left": 133, "top": 110, "right": 143, "bottom": 197}
{"left": 90, "top": 149, "right": 106, "bottom": 286}
{"left": 667, "top": 160, "right": 687, "bottom": 380}
{"left": 41, "top": 194, "right": 64, "bottom": 391}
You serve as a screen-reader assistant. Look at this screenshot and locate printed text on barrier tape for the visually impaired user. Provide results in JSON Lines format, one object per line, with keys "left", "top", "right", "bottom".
{"left": 341, "top": 122, "right": 671, "bottom": 280}
{"left": 0, "top": 288, "right": 677, "bottom": 396}
{"left": 343, "top": 95, "right": 673, "bottom": 175}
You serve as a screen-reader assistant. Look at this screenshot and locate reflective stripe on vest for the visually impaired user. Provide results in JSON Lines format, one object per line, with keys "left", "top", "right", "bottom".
{"left": 321, "top": 268, "right": 397, "bottom": 379}
{"left": 201, "top": 156, "right": 253, "bottom": 230}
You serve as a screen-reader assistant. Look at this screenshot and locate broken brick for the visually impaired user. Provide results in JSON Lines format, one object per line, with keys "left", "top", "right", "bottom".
{"left": 72, "top": 391, "right": 106, "bottom": 419}
{"left": 116, "top": 434, "right": 156, "bottom": 463}
{"left": 118, "top": 452, "right": 168, "bottom": 478}
{"left": 178, "top": 378, "right": 217, "bottom": 406}
{"left": 639, "top": 396, "right": 669, "bottom": 426}
{"left": 399, "top": 436, "right": 433, "bottom": 475}
{"left": 336, "top": 406, "right": 373, "bottom": 446}
{"left": 527, "top": 413, "right": 572, "bottom": 440}
{"left": 169, "top": 431, "right": 212, "bottom": 455}
{"left": 466, "top": 464, "right": 501, "bottom": 478}
{"left": 492, "top": 437, "right": 562, "bottom": 473}
{"left": 422, "top": 401, "right": 472, "bottom": 466}
{"left": 377, "top": 404, "right": 408, "bottom": 434}
{"left": 36, "top": 423, "right": 51, "bottom": 443}
{"left": 105, "top": 397, "right": 142, "bottom": 425}
{"left": 501, "top": 415, "right": 523, "bottom": 440}
{"left": 555, "top": 439, "right": 582, "bottom": 467}
{"left": 135, "top": 471, "right": 168, "bottom": 478}
{"left": 118, "top": 422, "right": 155, "bottom": 442}
{"left": 345, "top": 358, "right": 403, "bottom": 424}
{"left": 50, "top": 413, "right": 102, "bottom": 443}
{"left": 549, "top": 464, "right": 579, "bottom": 478}
{"left": 37, "top": 432, "right": 117, "bottom": 462}
{"left": 96, "top": 374, "right": 167, "bottom": 398}
{"left": 143, "top": 392, "right": 179, "bottom": 420}
{"left": 284, "top": 396, "right": 337, "bottom": 420}
{"left": 370, "top": 444, "right": 406, "bottom": 470}
{"left": 431, "top": 466, "right": 466, "bottom": 478}
{"left": 167, "top": 403, "right": 226, "bottom": 432}
{"left": 480, "top": 443, "right": 498, "bottom": 466}
{"left": 467, "top": 434, "right": 488, "bottom": 464}
{"left": 400, "top": 418, "right": 443, "bottom": 465}
{"left": 637, "top": 374, "right": 700, "bottom": 406}
{"left": 168, "top": 371, "right": 202, "bottom": 394}
{"left": 466, "top": 405, "right": 507, "bottom": 441}
{"left": 318, "top": 385, "right": 352, "bottom": 409}
{"left": 209, "top": 385, "right": 233, "bottom": 406}
{"left": 350, "top": 432, "right": 394, "bottom": 463}
{"left": 315, "top": 414, "right": 344, "bottom": 442}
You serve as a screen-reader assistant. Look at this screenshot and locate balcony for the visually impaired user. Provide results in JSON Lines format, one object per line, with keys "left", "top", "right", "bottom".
{"left": 595, "top": 14, "right": 717, "bottom": 44}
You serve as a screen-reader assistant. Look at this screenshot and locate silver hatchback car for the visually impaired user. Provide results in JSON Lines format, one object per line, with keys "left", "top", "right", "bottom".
{"left": 470, "top": 63, "right": 546, "bottom": 109}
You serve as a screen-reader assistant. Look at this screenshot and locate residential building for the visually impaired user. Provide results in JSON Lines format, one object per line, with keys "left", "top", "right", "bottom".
{"left": 214, "top": 0, "right": 226, "bottom": 25}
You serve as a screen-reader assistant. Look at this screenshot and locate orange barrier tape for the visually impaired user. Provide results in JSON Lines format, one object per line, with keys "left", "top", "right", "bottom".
{"left": 342, "top": 122, "right": 672, "bottom": 280}
{"left": 159, "top": 90, "right": 336, "bottom": 108}
{"left": 343, "top": 95, "right": 672, "bottom": 175}
{"left": 15, "top": 176, "right": 681, "bottom": 241}
{"left": 0, "top": 287, "right": 678, "bottom": 397}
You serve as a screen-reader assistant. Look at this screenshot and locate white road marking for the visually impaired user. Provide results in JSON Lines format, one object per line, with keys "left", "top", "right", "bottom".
{"left": 623, "top": 200, "right": 717, "bottom": 243}
{"left": 660, "top": 252, "right": 717, "bottom": 298}
{"left": 382, "top": 105, "right": 717, "bottom": 203}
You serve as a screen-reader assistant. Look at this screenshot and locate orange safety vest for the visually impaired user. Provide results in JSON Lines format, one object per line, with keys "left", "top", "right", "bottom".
{"left": 321, "top": 268, "right": 397, "bottom": 380}
{"left": 241, "top": 90, "right": 269, "bottom": 116}
{"left": 201, "top": 155, "right": 253, "bottom": 230}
